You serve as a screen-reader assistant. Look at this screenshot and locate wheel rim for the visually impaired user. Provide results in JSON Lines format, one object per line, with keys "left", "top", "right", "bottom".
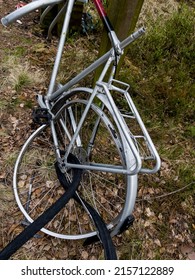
{"left": 13, "top": 100, "right": 128, "bottom": 239}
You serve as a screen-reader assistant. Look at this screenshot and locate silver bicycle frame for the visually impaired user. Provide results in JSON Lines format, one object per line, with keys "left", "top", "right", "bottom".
{"left": 35, "top": 0, "right": 159, "bottom": 176}
{"left": 1, "top": 0, "right": 160, "bottom": 175}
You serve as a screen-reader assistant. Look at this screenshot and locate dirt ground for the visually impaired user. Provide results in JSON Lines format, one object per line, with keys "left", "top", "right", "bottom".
{"left": 0, "top": 0, "right": 194, "bottom": 260}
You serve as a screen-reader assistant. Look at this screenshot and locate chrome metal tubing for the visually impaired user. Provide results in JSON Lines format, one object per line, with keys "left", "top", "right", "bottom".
{"left": 1, "top": 0, "right": 64, "bottom": 26}
{"left": 47, "top": 27, "right": 146, "bottom": 101}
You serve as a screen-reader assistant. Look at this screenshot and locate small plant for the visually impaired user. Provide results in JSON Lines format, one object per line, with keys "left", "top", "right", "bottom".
{"left": 13, "top": 72, "right": 32, "bottom": 92}
{"left": 1, "top": 56, "right": 46, "bottom": 92}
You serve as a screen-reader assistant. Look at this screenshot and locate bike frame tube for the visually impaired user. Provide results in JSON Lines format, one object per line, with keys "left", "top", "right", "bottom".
{"left": 93, "top": 0, "right": 107, "bottom": 17}
{"left": 46, "top": 27, "right": 145, "bottom": 102}
{"left": 92, "top": 0, "right": 114, "bottom": 33}
{"left": 93, "top": 0, "right": 122, "bottom": 55}
{"left": 47, "top": 0, "right": 75, "bottom": 97}
{"left": 1, "top": 0, "right": 64, "bottom": 26}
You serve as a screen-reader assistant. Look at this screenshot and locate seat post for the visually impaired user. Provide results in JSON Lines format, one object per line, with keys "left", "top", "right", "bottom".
{"left": 47, "top": 0, "right": 75, "bottom": 98}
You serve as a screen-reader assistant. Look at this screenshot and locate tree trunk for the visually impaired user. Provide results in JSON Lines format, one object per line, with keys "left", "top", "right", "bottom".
{"left": 107, "top": 0, "right": 144, "bottom": 41}
{"left": 95, "top": 0, "right": 144, "bottom": 80}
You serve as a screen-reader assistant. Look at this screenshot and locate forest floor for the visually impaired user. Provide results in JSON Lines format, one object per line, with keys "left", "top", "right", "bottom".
{"left": 0, "top": 0, "right": 194, "bottom": 260}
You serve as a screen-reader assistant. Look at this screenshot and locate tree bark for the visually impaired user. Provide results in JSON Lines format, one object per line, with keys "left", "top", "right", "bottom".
{"left": 95, "top": 0, "right": 144, "bottom": 80}
{"left": 107, "top": 0, "right": 144, "bottom": 41}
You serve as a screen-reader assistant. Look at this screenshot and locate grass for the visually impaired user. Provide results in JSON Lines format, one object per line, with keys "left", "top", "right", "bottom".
{"left": 1, "top": 56, "right": 46, "bottom": 93}
{"left": 125, "top": 3, "right": 194, "bottom": 120}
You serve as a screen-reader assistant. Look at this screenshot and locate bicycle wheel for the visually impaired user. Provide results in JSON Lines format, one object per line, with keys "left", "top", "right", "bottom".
{"left": 13, "top": 90, "right": 137, "bottom": 239}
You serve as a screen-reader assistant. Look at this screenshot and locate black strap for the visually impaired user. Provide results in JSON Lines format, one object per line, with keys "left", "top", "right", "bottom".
{"left": 54, "top": 155, "right": 117, "bottom": 260}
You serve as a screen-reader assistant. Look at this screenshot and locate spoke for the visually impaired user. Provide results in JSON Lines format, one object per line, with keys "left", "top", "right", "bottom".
{"left": 73, "top": 201, "right": 83, "bottom": 234}
{"left": 27, "top": 182, "right": 57, "bottom": 215}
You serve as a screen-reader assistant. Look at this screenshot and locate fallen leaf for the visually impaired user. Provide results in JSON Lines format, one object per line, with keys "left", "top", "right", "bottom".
{"left": 81, "top": 251, "right": 89, "bottom": 259}
{"left": 180, "top": 245, "right": 195, "bottom": 260}
{"left": 154, "top": 239, "right": 162, "bottom": 247}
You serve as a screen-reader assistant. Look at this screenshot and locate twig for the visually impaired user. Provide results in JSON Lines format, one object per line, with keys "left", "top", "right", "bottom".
{"left": 136, "top": 181, "right": 195, "bottom": 202}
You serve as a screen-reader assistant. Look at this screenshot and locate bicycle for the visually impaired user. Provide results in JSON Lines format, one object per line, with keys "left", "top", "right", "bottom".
{"left": 1, "top": 0, "right": 161, "bottom": 242}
